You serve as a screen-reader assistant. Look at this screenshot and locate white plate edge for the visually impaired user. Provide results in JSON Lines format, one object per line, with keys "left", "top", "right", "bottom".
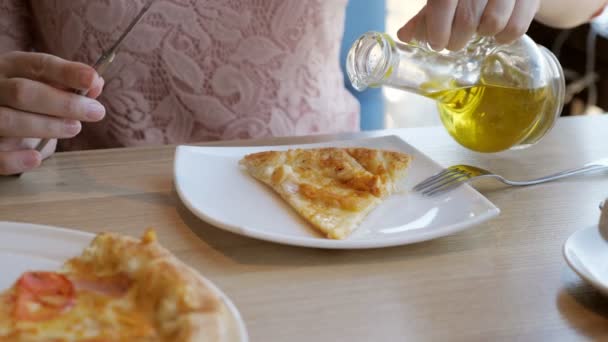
{"left": 562, "top": 224, "right": 608, "bottom": 295}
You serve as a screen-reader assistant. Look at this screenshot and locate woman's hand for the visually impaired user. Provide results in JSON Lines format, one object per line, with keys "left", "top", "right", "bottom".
{"left": 397, "top": 0, "right": 541, "bottom": 51}
{"left": 0, "top": 51, "right": 105, "bottom": 175}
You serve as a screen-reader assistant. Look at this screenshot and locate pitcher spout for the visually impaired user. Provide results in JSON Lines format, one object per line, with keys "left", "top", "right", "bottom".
{"left": 346, "top": 32, "right": 483, "bottom": 96}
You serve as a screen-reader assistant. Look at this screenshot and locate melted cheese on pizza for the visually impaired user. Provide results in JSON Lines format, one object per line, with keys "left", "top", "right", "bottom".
{"left": 240, "top": 148, "right": 411, "bottom": 239}
{"left": 0, "top": 230, "right": 227, "bottom": 342}
{"left": 0, "top": 272, "right": 157, "bottom": 341}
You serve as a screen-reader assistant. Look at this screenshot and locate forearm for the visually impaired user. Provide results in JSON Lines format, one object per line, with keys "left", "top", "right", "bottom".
{"left": 536, "top": 0, "right": 607, "bottom": 28}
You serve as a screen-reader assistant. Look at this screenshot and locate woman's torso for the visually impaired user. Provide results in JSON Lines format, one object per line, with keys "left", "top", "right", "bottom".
{"left": 26, "top": 0, "right": 359, "bottom": 150}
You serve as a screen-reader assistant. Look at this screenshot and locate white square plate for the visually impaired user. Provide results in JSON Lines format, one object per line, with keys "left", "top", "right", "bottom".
{"left": 174, "top": 135, "right": 500, "bottom": 249}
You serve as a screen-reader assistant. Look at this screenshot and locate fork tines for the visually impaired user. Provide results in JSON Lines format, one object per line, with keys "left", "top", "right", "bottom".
{"left": 413, "top": 167, "right": 471, "bottom": 196}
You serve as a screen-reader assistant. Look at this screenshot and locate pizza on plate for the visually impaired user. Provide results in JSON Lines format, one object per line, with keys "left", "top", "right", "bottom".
{"left": 0, "top": 230, "right": 230, "bottom": 341}
{"left": 239, "top": 147, "right": 412, "bottom": 239}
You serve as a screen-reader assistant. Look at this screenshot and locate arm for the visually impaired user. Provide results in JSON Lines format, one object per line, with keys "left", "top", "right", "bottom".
{"left": 536, "top": 0, "right": 607, "bottom": 28}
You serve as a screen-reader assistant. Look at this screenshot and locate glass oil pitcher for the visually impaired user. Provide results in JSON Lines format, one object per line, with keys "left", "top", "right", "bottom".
{"left": 346, "top": 32, "right": 565, "bottom": 153}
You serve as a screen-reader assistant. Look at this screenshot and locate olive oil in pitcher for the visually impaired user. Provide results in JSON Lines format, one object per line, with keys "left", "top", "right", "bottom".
{"left": 346, "top": 32, "right": 565, "bottom": 153}
{"left": 428, "top": 84, "right": 554, "bottom": 153}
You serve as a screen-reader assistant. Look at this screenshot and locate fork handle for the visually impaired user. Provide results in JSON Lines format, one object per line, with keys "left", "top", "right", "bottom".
{"left": 500, "top": 164, "right": 608, "bottom": 186}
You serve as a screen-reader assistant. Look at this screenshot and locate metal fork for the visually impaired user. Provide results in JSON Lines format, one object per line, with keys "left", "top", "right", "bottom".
{"left": 34, "top": 0, "right": 155, "bottom": 154}
{"left": 414, "top": 158, "right": 608, "bottom": 196}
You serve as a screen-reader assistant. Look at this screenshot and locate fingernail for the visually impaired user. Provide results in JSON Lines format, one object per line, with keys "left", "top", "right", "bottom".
{"left": 86, "top": 101, "right": 106, "bottom": 121}
{"left": 98, "top": 77, "right": 105, "bottom": 92}
{"left": 429, "top": 43, "right": 444, "bottom": 52}
{"left": 80, "top": 69, "right": 95, "bottom": 88}
{"left": 397, "top": 24, "right": 413, "bottom": 42}
{"left": 64, "top": 120, "right": 82, "bottom": 135}
{"left": 22, "top": 152, "right": 41, "bottom": 169}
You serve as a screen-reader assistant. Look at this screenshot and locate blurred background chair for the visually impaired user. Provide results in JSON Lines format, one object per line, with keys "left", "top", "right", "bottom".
{"left": 340, "top": 0, "right": 440, "bottom": 131}
{"left": 527, "top": 8, "right": 608, "bottom": 116}
{"left": 340, "top": 0, "right": 387, "bottom": 131}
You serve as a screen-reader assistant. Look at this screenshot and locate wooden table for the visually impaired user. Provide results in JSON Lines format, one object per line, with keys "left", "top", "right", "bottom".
{"left": 2, "top": 115, "right": 608, "bottom": 341}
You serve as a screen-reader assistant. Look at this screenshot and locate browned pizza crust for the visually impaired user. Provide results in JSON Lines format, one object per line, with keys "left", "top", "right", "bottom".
{"left": 346, "top": 148, "right": 412, "bottom": 191}
{"left": 62, "top": 230, "right": 229, "bottom": 342}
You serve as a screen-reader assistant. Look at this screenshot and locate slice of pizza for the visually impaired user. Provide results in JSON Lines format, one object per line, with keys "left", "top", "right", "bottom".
{"left": 0, "top": 230, "right": 229, "bottom": 341}
{"left": 239, "top": 147, "right": 412, "bottom": 239}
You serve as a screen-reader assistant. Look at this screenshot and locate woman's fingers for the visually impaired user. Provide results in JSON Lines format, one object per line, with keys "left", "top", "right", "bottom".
{"left": 0, "top": 52, "right": 104, "bottom": 176}
{"left": 0, "top": 78, "right": 105, "bottom": 121}
{"left": 0, "top": 106, "right": 82, "bottom": 138}
{"left": 0, "top": 52, "right": 98, "bottom": 92}
{"left": 398, "top": 0, "right": 539, "bottom": 50}
{"left": 425, "top": 0, "right": 459, "bottom": 51}
{"left": 495, "top": 0, "right": 540, "bottom": 43}
{"left": 397, "top": 7, "right": 425, "bottom": 43}
{"left": 0, "top": 149, "right": 41, "bottom": 176}
{"left": 478, "top": 0, "right": 517, "bottom": 36}
{"left": 87, "top": 76, "right": 105, "bottom": 99}
{"left": 447, "top": 0, "right": 488, "bottom": 51}
{"left": 0, "top": 137, "right": 36, "bottom": 151}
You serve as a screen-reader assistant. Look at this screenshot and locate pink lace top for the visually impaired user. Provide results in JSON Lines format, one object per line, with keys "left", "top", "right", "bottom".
{"left": 0, "top": 0, "right": 360, "bottom": 150}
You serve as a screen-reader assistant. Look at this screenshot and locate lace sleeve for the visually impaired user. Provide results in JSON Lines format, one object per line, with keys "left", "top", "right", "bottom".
{"left": 0, "top": 0, "right": 32, "bottom": 53}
